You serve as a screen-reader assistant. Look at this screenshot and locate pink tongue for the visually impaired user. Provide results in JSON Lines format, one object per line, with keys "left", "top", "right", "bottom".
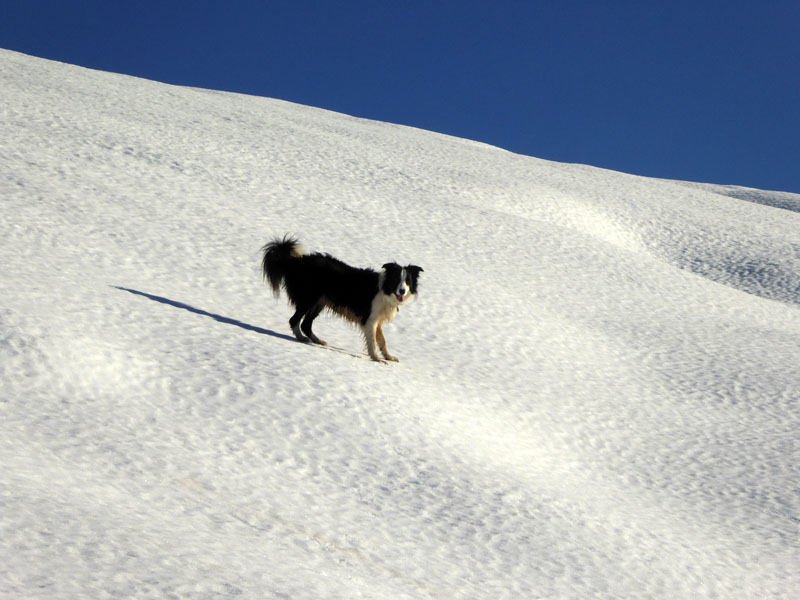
{"left": 397, "top": 295, "right": 405, "bottom": 302}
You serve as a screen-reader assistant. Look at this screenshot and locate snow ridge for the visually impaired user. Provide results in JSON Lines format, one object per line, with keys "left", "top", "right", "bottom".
{"left": 2, "top": 49, "right": 799, "bottom": 599}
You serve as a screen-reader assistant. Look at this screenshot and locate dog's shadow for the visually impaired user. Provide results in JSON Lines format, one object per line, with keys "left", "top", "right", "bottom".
{"left": 112, "top": 286, "right": 295, "bottom": 342}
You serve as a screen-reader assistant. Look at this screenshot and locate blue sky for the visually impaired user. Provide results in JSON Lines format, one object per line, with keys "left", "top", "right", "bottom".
{"left": 3, "top": 1, "right": 799, "bottom": 192}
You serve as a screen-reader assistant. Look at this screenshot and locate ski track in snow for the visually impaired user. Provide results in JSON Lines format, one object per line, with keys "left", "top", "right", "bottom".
{"left": 1, "top": 49, "right": 799, "bottom": 599}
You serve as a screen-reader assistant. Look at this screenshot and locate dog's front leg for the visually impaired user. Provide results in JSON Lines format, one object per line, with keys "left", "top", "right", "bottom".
{"left": 376, "top": 323, "right": 398, "bottom": 362}
{"left": 363, "top": 321, "right": 384, "bottom": 362}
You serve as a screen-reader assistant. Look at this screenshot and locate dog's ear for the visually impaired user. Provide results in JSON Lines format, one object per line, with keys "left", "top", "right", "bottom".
{"left": 406, "top": 265, "right": 424, "bottom": 276}
{"left": 382, "top": 262, "right": 400, "bottom": 271}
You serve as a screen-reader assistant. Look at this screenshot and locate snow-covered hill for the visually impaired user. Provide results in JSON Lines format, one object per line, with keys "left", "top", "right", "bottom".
{"left": 1, "top": 49, "right": 798, "bottom": 599}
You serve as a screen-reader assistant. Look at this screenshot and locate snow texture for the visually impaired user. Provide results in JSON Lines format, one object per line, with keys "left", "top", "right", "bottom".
{"left": 1, "top": 49, "right": 798, "bottom": 599}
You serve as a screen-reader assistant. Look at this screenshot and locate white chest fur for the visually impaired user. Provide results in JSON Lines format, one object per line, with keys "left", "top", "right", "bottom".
{"left": 370, "top": 292, "right": 401, "bottom": 325}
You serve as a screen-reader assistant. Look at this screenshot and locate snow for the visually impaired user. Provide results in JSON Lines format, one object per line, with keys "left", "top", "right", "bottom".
{"left": 1, "top": 48, "right": 798, "bottom": 599}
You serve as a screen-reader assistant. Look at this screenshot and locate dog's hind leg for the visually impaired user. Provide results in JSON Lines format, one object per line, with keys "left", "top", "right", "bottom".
{"left": 289, "top": 304, "right": 313, "bottom": 343}
{"left": 301, "top": 304, "right": 327, "bottom": 346}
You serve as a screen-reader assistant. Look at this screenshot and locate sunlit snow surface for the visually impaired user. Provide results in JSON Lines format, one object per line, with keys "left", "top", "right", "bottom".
{"left": 1, "top": 49, "right": 798, "bottom": 599}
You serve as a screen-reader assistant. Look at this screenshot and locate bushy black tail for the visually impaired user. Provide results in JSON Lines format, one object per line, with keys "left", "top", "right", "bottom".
{"left": 261, "top": 235, "right": 303, "bottom": 297}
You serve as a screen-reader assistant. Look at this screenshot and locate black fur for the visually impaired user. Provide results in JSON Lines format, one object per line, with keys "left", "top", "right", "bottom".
{"left": 261, "top": 235, "right": 423, "bottom": 362}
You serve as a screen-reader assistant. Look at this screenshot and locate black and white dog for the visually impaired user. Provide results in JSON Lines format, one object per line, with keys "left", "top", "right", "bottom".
{"left": 261, "top": 235, "right": 423, "bottom": 362}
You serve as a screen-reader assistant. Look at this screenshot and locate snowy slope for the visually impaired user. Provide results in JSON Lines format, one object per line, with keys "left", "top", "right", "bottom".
{"left": 1, "top": 49, "right": 798, "bottom": 599}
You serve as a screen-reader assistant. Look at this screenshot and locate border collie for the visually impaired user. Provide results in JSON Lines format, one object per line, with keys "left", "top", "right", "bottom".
{"left": 261, "top": 235, "right": 423, "bottom": 362}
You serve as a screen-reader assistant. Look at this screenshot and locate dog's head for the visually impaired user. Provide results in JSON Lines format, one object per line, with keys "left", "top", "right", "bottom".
{"left": 381, "top": 263, "right": 423, "bottom": 306}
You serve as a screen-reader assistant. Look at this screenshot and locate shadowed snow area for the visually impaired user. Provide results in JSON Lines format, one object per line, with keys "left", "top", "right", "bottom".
{"left": 1, "top": 49, "right": 799, "bottom": 599}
